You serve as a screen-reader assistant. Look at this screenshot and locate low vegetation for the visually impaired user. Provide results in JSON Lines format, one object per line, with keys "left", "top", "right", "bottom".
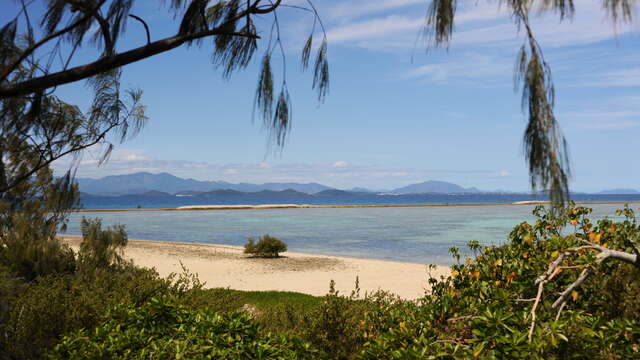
{"left": 244, "top": 234, "right": 288, "bottom": 258}
{"left": 50, "top": 296, "right": 319, "bottom": 359}
{"left": 0, "top": 204, "right": 638, "bottom": 359}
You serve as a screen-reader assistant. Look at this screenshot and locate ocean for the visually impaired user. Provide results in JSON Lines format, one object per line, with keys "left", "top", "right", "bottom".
{"left": 66, "top": 196, "right": 640, "bottom": 265}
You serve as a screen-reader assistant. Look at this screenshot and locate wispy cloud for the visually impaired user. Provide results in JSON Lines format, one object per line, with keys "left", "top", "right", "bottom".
{"left": 404, "top": 53, "right": 512, "bottom": 85}
{"left": 572, "top": 67, "right": 640, "bottom": 88}
{"left": 326, "top": 15, "right": 422, "bottom": 43}
{"left": 323, "top": 2, "right": 507, "bottom": 48}
{"left": 325, "top": 0, "right": 426, "bottom": 21}
{"left": 563, "top": 109, "right": 640, "bottom": 130}
{"left": 322, "top": 0, "right": 631, "bottom": 51}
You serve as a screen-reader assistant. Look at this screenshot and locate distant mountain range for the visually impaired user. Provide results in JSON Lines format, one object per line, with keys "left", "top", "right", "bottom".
{"left": 392, "top": 181, "right": 480, "bottom": 194}
{"left": 77, "top": 172, "right": 486, "bottom": 196}
{"left": 596, "top": 188, "right": 640, "bottom": 195}
{"left": 78, "top": 172, "right": 333, "bottom": 196}
{"left": 76, "top": 172, "right": 638, "bottom": 197}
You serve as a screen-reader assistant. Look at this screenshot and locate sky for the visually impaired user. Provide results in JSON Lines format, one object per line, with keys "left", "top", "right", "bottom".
{"left": 3, "top": 0, "right": 640, "bottom": 192}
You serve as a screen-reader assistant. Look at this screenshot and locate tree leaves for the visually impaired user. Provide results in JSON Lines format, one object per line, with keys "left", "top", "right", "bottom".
{"left": 272, "top": 87, "right": 292, "bottom": 147}
{"left": 254, "top": 53, "right": 291, "bottom": 148}
{"left": 1, "top": 0, "right": 330, "bottom": 191}
{"left": 301, "top": 35, "right": 312, "bottom": 70}
{"left": 254, "top": 54, "right": 274, "bottom": 122}
{"left": 0, "top": 19, "right": 18, "bottom": 71}
{"left": 213, "top": 20, "right": 258, "bottom": 78}
{"left": 41, "top": 0, "right": 68, "bottom": 35}
{"left": 312, "top": 38, "right": 329, "bottom": 102}
{"left": 515, "top": 40, "right": 570, "bottom": 205}
{"left": 539, "top": 0, "right": 575, "bottom": 19}
{"left": 603, "top": 0, "right": 635, "bottom": 23}
{"left": 424, "top": 0, "right": 457, "bottom": 47}
{"left": 179, "top": 0, "right": 210, "bottom": 36}
{"left": 423, "top": 0, "right": 572, "bottom": 205}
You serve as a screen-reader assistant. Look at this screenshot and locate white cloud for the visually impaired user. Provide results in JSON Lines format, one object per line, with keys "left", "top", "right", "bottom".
{"left": 332, "top": 160, "right": 348, "bottom": 168}
{"left": 78, "top": 148, "right": 151, "bottom": 166}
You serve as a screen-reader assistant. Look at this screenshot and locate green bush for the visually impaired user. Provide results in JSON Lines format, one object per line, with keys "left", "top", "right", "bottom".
{"left": 50, "top": 295, "right": 319, "bottom": 359}
{"left": 0, "top": 168, "right": 79, "bottom": 281}
{"left": 300, "top": 279, "right": 411, "bottom": 360}
{"left": 78, "top": 217, "right": 128, "bottom": 269}
{"left": 244, "top": 234, "right": 288, "bottom": 258}
{"left": 359, "top": 204, "right": 640, "bottom": 359}
{"left": 0, "top": 264, "right": 198, "bottom": 360}
{"left": 2, "top": 203, "right": 639, "bottom": 360}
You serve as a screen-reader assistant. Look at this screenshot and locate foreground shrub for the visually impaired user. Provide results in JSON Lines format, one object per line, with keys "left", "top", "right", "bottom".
{"left": 301, "top": 279, "right": 412, "bottom": 360}
{"left": 50, "top": 296, "right": 319, "bottom": 359}
{"left": 78, "top": 217, "right": 128, "bottom": 269}
{"left": 3, "top": 203, "right": 639, "bottom": 360}
{"left": 244, "top": 234, "right": 288, "bottom": 258}
{"left": 0, "top": 264, "right": 197, "bottom": 360}
{"left": 359, "top": 204, "right": 640, "bottom": 359}
{"left": 0, "top": 170, "right": 79, "bottom": 281}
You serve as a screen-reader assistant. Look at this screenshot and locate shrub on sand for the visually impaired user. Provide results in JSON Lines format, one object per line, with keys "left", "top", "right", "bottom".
{"left": 244, "top": 235, "right": 288, "bottom": 258}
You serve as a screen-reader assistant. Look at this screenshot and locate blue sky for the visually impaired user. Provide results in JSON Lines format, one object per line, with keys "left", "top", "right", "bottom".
{"left": 4, "top": 1, "right": 640, "bottom": 191}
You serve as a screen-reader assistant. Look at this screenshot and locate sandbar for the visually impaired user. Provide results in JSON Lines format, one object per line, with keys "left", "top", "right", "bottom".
{"left": 61, "top": 236, "right": 449, "bottom": 300}
{"left": 72, "top": 200, "right": 640, "bottom": 213}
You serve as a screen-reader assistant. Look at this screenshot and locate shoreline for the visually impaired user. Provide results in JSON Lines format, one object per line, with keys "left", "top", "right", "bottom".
{"left": 71, "top": 200, "right": 640, "bottom": 213}
{"left": 61, "top": 235, "right": 448, "bottom": 300}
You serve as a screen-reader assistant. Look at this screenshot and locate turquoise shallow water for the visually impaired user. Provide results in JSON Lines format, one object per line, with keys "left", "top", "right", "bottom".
{"left": 64, "top": 204, "right": 636, "bottom": 265}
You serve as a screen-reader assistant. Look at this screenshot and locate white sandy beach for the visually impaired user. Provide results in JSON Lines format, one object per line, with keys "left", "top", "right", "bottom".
{"left": 62, "top": 236, "right": 449, "bottom": 300}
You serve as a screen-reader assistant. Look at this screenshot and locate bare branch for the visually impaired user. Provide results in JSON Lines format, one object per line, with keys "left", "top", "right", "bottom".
{"left": 528, "top": 240, "right": 640, "bottom": 339}
{"left": 528, "top": 275, "right": 547, "bottom": 342}
{"left": 430, "top": 339, "right": 469, "bottom": 347}
{"left": 128, "top": 14, "right": 151, "bottom": 45}
{"left": 552, "top": 267, "right": 594, "bottom": 308}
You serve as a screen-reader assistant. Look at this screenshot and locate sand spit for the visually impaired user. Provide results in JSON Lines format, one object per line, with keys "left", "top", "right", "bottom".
{"left": 72, "top": 201, "right": 640, "bottom": 213}
{"left": 511, "top": 201, "right": 551, "bottom": 205}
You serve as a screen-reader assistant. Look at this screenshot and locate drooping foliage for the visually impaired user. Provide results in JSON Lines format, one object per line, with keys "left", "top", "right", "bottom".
{"left": 0, "top": 1, "right": 329, "bottom": 191}
{"left": 423, "top": 0, "right": 635, "bottom": 204}
{"left": 0, "top": 1, "right": 329, "bottom": 308}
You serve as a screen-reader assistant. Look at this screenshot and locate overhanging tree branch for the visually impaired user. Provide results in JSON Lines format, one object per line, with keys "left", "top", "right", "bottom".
{"left": 0, "top": 0, "right": 109, "bottom": 83}
{"left": 0, "top": 28, "right": 259, "bottom": 98}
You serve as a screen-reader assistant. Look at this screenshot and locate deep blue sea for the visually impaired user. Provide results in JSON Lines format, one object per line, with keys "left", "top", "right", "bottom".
{"left": 66, "top": 194, "right": 640, "bottom": 265}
